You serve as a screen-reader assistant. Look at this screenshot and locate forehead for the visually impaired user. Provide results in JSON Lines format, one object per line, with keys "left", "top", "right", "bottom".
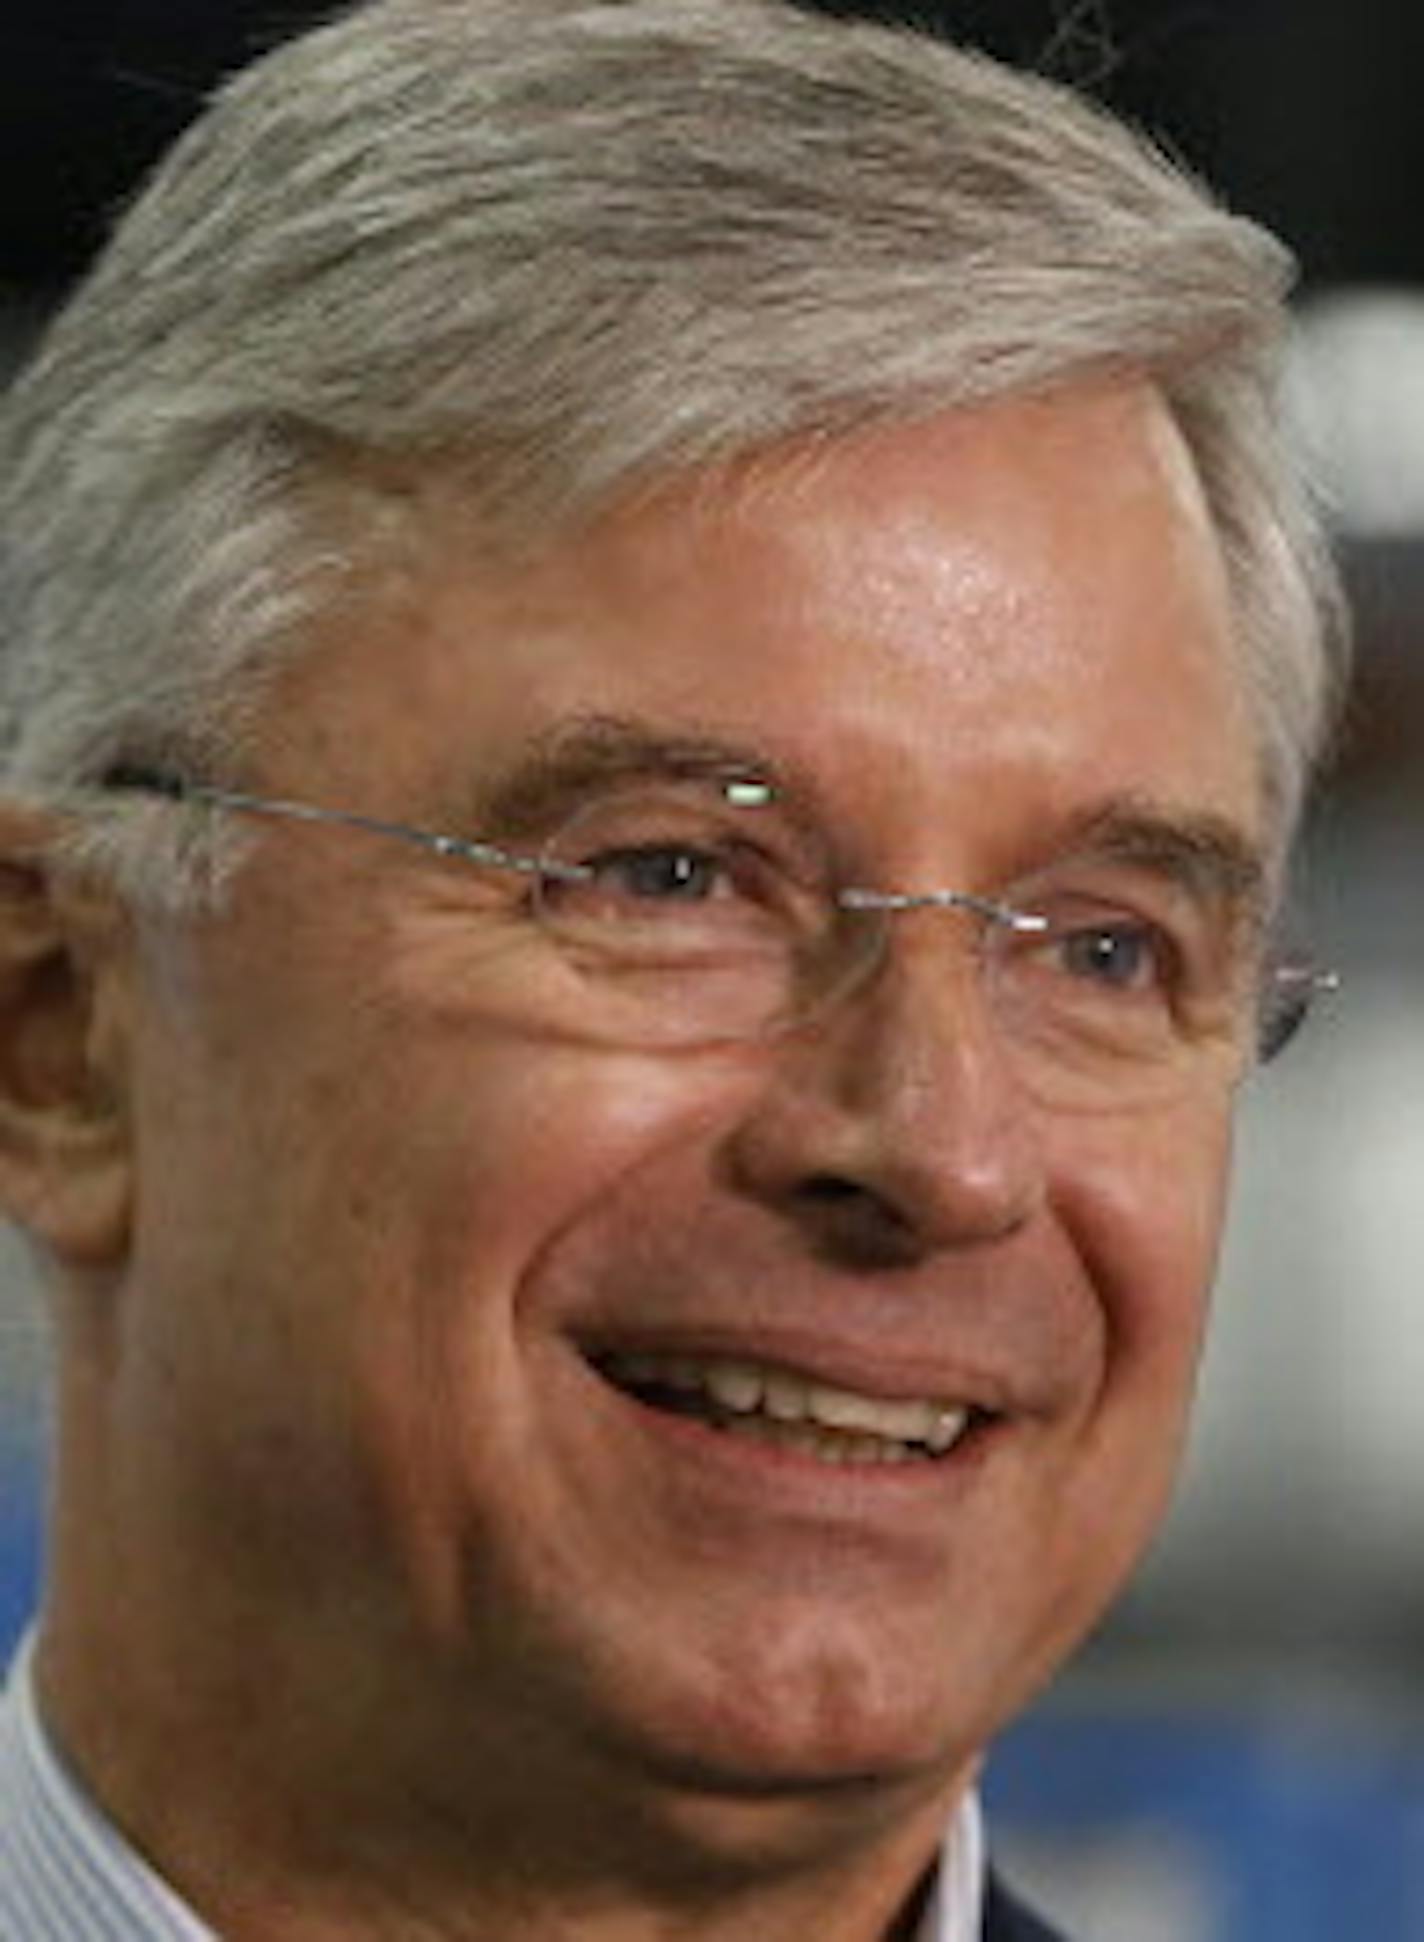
{"left": 273, "top": 379, "right": 1259, "bottom": 866}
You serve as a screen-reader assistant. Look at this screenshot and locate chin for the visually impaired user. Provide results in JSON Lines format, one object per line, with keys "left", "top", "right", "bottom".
{"left": 590, "top": 1699, "right": 974, "bottom": 1897}
{"left": 585, "top": 1616, "right": 984, "bottom": 1809}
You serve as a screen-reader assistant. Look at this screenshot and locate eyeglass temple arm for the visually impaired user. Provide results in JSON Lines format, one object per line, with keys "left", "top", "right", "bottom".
{"left": 99, "top": 765, "right": 588, "bottom": 881}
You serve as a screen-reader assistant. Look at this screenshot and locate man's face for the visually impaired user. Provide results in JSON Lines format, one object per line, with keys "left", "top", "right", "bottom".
{"left": 111, "top": 382, "right": 1259, "bottom": 1811}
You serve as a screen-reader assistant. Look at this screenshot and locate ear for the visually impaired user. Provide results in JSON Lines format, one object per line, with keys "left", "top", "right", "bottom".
{"left": 0, "top": 806, "right": 133, "bottom": 1272}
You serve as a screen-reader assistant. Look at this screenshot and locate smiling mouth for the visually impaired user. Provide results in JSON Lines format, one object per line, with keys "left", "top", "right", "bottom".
{"left": 590, "top": 1350, "right": 984, "bottom": 1466}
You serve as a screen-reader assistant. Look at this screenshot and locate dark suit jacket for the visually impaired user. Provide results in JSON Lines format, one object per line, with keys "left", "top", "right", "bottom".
{"left": 983, "top": 1871, "right": 1070, "bottom": 1942}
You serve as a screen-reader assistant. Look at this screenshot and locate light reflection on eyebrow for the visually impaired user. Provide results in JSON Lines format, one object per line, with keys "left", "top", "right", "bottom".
{"left": 472, "top": 714, "right": 789, "bottom": 835}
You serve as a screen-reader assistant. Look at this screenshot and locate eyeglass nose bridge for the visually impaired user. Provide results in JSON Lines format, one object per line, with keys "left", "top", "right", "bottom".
{"left": 836, "top": 885, "right": 1048, "bottom": 934}
{"left": 813, "top": 883, "right": 1049, "bottom": 1031}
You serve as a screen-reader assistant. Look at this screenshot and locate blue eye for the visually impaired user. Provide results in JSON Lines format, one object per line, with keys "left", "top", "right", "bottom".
{"left": 1058, "top": 923, "right": 1160, "bottom": 991}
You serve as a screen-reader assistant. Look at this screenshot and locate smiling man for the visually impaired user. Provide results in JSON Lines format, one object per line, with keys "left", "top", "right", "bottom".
{"left": 0, "top": 2, "right": 1347, "bottom": 1938}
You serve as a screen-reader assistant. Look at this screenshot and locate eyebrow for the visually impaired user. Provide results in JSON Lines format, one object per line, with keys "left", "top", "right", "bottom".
{"left": 472, "top": 714, "right": 790, "bottom": 834}
{"left": 1039, "top": 798, "right": 1270, "bottom": 923}
{"left": 469, "top": 721, "right": 1269, "bottom": 919}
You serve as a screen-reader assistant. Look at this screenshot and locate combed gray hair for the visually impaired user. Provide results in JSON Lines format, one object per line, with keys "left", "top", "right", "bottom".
{"left": 0, "top": 0, "right": 1346, "bottom": 904}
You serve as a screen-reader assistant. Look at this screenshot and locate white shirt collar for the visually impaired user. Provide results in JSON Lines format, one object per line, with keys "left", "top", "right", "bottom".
{"left": 920, "top": 1783, "right": 985, "bottom": 1942}
{"left": 0, "top": 1634, "right": 215, "bottom": 1939}
{"left": 0, "top": 1637, "right": 983, "bottom": 1940}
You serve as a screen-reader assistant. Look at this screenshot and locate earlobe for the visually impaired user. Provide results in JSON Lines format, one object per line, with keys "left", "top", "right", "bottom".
{"left": 0, "top": 816, "right": 133, "bottom": 1271}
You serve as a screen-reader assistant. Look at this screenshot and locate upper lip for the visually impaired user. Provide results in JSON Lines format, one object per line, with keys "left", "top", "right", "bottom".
{"left": 573, "top": 1322, "right": 1021, "bottom": 1416}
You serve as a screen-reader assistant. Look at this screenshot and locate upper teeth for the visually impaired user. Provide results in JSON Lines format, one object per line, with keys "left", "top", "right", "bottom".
{"left": 602, "top": 1351, "right": 970, "bottom": 1455}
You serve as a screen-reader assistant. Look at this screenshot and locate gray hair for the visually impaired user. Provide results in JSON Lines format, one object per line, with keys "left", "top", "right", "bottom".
{"left": 0, "top": 0, "right": 1347, "bottom": 904}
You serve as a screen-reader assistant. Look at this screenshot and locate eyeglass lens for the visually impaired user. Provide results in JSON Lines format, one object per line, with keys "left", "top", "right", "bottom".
{"left": 531, "top": 781, "right": 1263, "bottom": 1108}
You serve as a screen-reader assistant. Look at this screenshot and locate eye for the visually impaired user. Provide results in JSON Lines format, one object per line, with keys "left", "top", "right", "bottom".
{"left": 539, "top": 820, "right": 810, "bottom": 958}
{"left": 535, "top": 783, "right": 828, "bottom": 963}
{"left": 544, "top": 837, "right": 769, "bottom": 925}
{"left": 1007, "top": 895, "right": 1197, "bottom": 1021}
{"left": 997, "top": 901, "right": 1204, "bottom": 1069}
{"left": 1055, "top": 920, "right": 1166, "bottom": 993}
{"left": 582, "top": 843, "right": 734, "bottom": 904}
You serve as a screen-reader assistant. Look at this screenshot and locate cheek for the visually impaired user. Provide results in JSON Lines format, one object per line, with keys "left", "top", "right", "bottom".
{"left": 257, "top": 1024, "right": 768, "bottom": 1517}
{"left": 345, "top": 1035, "right": 755, "bottom": 1293}
{"left": 127, "top": 1003, "right": 760, "bottom": 1570}
{"left": 1022, "top": 1105, "right": 1234, "bottom": 1639}
{"left": 1047, "top": 1099, "right": 1234, "bottom": 1394}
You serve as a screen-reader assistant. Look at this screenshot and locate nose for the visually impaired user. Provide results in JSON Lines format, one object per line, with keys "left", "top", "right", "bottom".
{"left": 724, "top": 921, "right": 1045, "bottom": 1269}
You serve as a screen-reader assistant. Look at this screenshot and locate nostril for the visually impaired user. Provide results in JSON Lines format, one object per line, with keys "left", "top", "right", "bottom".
{"left": 801, "top": 1174, "right": 863, "bottom": 1203}
{"left": 793, "top": 1173, "right": 926, "bottom": 1270}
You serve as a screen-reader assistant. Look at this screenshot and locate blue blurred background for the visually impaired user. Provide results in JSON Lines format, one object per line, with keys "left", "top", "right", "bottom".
{"left": 2, "top": 5, "right": 1422, "bottom": 1936}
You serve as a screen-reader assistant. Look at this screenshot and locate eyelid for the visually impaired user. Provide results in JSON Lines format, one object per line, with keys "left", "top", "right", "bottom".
{"left": 1007, "top": 853, "right": 1243, "bottom": 928}
{"left": 549, "top": 778, "right": 824, "bottom": 861}
{"left": 469, "top": 719, "right": 795, "bottom": 840}
{"left": 526, "top": 775, "right": 764, "bottom": 844}
{"left": 1011, "top": 801, "right": 1269, "bottom": 934}
{"left": 1002, "top": 878, "right": 1246, "bottom": 994}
